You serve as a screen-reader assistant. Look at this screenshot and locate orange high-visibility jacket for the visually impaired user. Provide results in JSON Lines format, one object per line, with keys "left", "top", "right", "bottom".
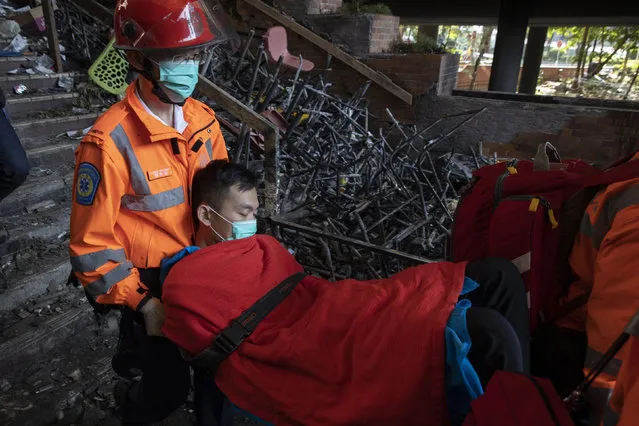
{"left": 558, "top": 152, "right": 639, "bottom": 411}
{"left": 605, "top": 337, "right": 639, "bottom": 426}
{"left": 69, "top": 82, "right": 228, "bottom": 310}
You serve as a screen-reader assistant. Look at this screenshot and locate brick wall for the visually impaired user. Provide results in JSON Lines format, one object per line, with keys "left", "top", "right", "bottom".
{"left": 308, "top": 0, "right": 343, "bottom": 14}
{"left": 418, "top": 93, "right": 639, "bottom": 165}
{"left": 274, "top": 0, "right": 342, "bottom": 19}
{"left": 553, "top": 113, "right": 639, "bottom": 163}
{"left": 364, "top": 53, "right": 460, "bottom": 97}
{"left": 484, "top": 113, "right": 639, "bottom": 165}
{"left": 370, "top": 15, "right": 400, "bottom": 54}
{"left": 309, "top": 13, "right": 399, "bottom": 56}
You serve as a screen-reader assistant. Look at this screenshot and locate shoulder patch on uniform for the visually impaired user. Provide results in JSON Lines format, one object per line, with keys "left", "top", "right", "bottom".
{"left": 75, "top": 162, "right": 101, "bottom": 206}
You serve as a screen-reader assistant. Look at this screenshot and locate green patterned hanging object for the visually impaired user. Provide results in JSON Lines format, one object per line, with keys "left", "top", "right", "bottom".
{"left": 89, "top": 38, "right": 130, "bottom": 95}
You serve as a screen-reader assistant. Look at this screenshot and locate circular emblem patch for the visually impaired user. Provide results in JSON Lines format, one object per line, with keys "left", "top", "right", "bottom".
{"left": 75, "top": 162, "right": 101, "bottom": 206}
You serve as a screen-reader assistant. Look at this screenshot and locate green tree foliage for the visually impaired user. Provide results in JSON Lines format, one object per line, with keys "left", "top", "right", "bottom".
{"left": 394, "top": 26, "right": 446, "bottom": 54}
{"left": 439, "top": 26, "right": 477, "bottom": 55}
{"left": 549, "top": 26, "right": 639, "bottom": 79}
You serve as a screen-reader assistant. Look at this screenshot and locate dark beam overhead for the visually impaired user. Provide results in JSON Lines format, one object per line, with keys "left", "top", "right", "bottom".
{"left": 387, "top": 0, "right": 639, "bottom": 25}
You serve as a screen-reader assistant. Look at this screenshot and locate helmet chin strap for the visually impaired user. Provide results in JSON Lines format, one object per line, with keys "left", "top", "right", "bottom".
{"left": 136, "top": 57, "right": 187, "bottom": 107}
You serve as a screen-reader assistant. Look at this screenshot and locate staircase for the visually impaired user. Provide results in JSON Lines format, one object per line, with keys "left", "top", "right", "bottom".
{"left": 0, "top": 50, "right": 197, "bottom": 423}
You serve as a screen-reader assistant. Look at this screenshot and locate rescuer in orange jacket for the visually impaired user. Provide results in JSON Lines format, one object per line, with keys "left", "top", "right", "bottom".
{"left": 68, "top": 1, "right": 236, "bottom": 423}
{"left": 557, "top": 152, "right": 639, "bottom": 423}
{"left": 606, "top": 336, "right": 639, "bottom": 426}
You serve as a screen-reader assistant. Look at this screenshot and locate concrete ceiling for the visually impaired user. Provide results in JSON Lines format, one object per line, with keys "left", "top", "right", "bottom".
{"left": 387, "top": 0, "right": 639, "bottom": 25}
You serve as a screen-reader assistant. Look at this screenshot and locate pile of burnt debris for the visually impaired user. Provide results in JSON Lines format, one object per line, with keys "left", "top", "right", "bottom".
{"left": 198, "top": 29, "right": 491, "bottom": 280}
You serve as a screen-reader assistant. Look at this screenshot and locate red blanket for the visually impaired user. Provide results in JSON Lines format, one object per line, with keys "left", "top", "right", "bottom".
{"left": 162, "top": 235, "right": 466, "bottom": 426}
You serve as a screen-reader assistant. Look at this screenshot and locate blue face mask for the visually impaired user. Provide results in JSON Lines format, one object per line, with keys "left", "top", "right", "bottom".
{"left": 207, "top": 207, "right": 257, "bottom": 242}
{"left": 157, "top": 59, "right": 199, "bottom": 103}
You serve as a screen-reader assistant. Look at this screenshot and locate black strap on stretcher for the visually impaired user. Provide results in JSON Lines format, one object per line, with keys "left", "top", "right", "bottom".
{"left": 183, "top": 272, "right": 306, "bottom": 374}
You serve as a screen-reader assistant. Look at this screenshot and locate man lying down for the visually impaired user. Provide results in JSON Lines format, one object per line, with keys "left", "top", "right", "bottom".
{"left": 161, "top": 160, "right": 530, "bottom": 426}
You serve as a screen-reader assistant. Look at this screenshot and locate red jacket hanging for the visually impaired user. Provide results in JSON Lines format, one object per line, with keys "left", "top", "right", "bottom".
{"left": 162, "top": 235, "right": 466, "bottom": 426}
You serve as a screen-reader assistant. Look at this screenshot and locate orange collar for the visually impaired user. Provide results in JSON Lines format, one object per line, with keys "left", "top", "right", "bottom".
{"left": 125, "top": 81, "right": 215, "bottom": 144}
{"left": 125, "top": 82, "right": 186, "bottom": 143}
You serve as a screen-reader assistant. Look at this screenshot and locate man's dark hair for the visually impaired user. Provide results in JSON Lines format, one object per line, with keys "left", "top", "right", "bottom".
{"left": 191, "top": 160, "right": 259, "bottom": 228}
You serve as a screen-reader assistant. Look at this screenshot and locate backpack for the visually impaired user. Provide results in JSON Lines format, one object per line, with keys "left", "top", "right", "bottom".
{"left": 462, "top": 372, "right": 574, "bottom": 426}
{"left": 463, "top": 308, "right": 639, "bottom": 426}
{"left": 451, "top": 146, "right": 639, "bottom": 331}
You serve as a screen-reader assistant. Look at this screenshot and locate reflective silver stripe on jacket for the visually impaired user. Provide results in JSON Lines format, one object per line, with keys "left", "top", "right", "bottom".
{"left": 110, "top": 124, "right": 151, "bottom": 195}
{"left": 121, "top": 187, "right": 185, "bottom": 212}
{"left": 579, "top": 184, "right": 639, "bottom": 249}
{"left": 70, "top": 248, "right": 127, "bottom": 273}
{"left": 85, "top": 261, "right": 133, "bottom": 299}
{"left": 585, "top": 347, "right": 623, "bottom": 377}
{"left": 205, "top": 138, "right": 213, "bottom": 160}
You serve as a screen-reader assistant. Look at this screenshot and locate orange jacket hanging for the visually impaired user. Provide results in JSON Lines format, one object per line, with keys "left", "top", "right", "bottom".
{"left": 558, "top": 152, "right": 639, "bottom": 411}
{"left": 69, "top": 82, "right": 228, "bottom": 310}
{"left": 606, "top": 336, "right": 639, "bottom": 426}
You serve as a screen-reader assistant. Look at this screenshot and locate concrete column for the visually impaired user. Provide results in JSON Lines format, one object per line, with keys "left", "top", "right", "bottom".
{"left": 488, "top": 0, "right": 531, "bottom": 92}
{"left": 519, "top": 26, "right": 548, "bottom": 94}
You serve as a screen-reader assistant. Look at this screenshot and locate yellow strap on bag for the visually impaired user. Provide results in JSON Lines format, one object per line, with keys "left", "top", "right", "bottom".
{"left": 548, "top": 209, "right": 559, "bottom": 229}
{"left": 529, "top": 198, "right": 540, "bottom": 212}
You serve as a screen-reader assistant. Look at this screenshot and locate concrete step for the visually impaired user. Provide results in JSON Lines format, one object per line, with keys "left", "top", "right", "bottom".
{"left": 0, "top": 56, "right": 30, "bottom": 74}
{"left": 26, "top": 141, "right": 78, "bottom": 168}
{"left": 0, "top": 203, "right": 71, "bottom": 260}
{"left": 0, "top": 260, "right": 72, "bottom": 312}
{"left": 0, "top": 298, "right": 93, "bottom": 369}
{"left": 6, "top": 92, "right": 80, "bottom": 120}
{"left": 0, "top": 292, "right": 121, "bottom": 425}
{"left": 0, "top": 71, "right": 84, "bottom": 93}
{"left": 14, "top": 111, "right": 99, "bottom": 141}
{"left": 0, "top": 168, "right": 74, "bottom": 216}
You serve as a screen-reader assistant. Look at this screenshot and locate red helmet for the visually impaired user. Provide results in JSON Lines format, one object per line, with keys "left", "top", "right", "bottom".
{"left": 115, "top": 0, "right": 224, "bottom": 51}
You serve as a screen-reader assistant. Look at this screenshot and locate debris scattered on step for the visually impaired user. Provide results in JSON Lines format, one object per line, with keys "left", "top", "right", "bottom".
{"left": 30, "top": 167, "right": 53, "bottom": 177}
{"left": 63, "top": 126, "right": 92, "bottom": 140}
{"left": 66, "top": 368, "right": 82, "bottom": 382}
{"left": 25, "top": 367, "right": 50, "bottom": 387}
{"left": 14, "top": 250, "right": 37, "bottom": 272}
{"left": 72, "top": 107, "right": 90, "bottom": 114}
{"left": 34, "top": 383, "right": 55, "bottom": 394}
{"left": 33, "top": 64, "right": 51, "bottom": 74}
{"left": 0, "top": 378, "right": 12, "bottom": 392}
{"left": 26, "top": 199, "right": 56, "bottom": 214}
{"left": 0, "top": 19, "right": 19, "bottom": 39}
{"left": 13, "top": 84, "right": 27, "bottom": 95}
{"left": 35, "top": 53, "right": 53, "bottom": 69}
{"left": 7, "top": 67, "right": 18, "bottom": 74}
{"left": 6, "top": 399, "right": 34, "bottom": 411}
{"left": 11, "top": 6, "right": 31, "bottom": 14}
{"left": 6, "top": 33, "right": 28, "bottom": 52}
{"left": 25, "top": 67, "right": 34, "bottom": 75}
{"left": 57, "top": 76, "right": 74, "bottom": 90}
{"left": 57, "top": 401, "right": 85, "bottom": 425}
{"left": 17, "top": 309, "right": 30, "bottom": 319}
